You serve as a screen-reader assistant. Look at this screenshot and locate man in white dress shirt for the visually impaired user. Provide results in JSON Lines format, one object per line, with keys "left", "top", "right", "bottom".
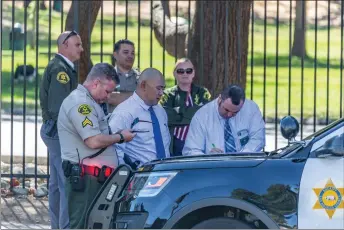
{"left": 183, "top": 85, "right": 265, "bottom": 155}
{"left": 108, "top": 68, "right": 170, "bottom": 169}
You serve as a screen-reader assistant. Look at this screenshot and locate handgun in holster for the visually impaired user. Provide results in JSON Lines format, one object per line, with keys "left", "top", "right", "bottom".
{"left": 62, "top": 161, "right": 72, "bottom": 177}
{"left": 46, "top": 121, "right": 58, "bottom": 138}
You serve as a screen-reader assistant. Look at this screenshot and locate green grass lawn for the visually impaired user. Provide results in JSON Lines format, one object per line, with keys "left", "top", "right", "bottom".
{"left": 1, "top": 5, "right": 343, "bottom": 121}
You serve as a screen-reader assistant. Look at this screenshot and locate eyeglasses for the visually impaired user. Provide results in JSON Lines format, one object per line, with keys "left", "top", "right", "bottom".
{"left": 62, "top": 30, "right": 79, "bottom": 44}
{"left": 176, "top": 68, "right": 193, "bottom": 74}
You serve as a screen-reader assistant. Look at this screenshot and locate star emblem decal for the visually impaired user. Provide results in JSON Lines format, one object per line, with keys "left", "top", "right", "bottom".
{"left": 313, "top": 178, "right": 344, "bottom": 219}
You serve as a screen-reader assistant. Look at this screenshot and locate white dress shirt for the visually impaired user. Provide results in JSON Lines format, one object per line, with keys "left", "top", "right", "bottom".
{"left": 182, "top": 98, "right": 265, "bottom": 155}
{"left": 108, "top": 92, "right": 171, "bottom": 165}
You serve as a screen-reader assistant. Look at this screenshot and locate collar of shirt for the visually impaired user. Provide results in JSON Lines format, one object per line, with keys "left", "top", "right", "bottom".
{"left": 77, "top": 84, "right": 97, "bottom": 104}
{"left": 132, "top": 91, "right": 153, "bottom": 111}
{"left": 57, "top": 53, "right": 74, "bottom": 69}
{"left": 115, "top": 66, "right": 135, "bottom": 78}
{"left": 213, "top": 99, "right": 227, "bottom": 125}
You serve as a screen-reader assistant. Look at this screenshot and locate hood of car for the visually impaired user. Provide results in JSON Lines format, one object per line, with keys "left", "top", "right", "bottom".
{"left": 138, "top": 153, "right": 268, "bottom": 171}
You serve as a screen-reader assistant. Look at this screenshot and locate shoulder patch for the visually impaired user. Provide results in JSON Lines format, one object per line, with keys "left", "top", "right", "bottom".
{"left": 203, "top": 90, "right": 211, "bottom": 100}
{"left": 82, "top": 117, "right": 93, "bottom": 128}
{"left": 78, "top": 104, "right": 92, "bottom": 116}
{"left": 56, "top": 72, "right": 70, "bottom": 84}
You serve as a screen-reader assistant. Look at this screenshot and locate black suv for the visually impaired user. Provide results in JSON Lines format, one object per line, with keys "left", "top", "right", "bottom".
{"left": 86, "top": 116, "right": 344, "bottom": 229}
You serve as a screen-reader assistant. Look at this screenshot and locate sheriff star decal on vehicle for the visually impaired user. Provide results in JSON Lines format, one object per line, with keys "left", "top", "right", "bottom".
{"left": 313, "top": 178, "right": 344, "bottom": 219}
{"left": 82, "top": 117, "right": 93, "bottom": 128}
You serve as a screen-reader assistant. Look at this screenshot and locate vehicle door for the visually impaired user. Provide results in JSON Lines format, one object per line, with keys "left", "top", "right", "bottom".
{"left": 298, "top": 123, "right": 343, "bottom": 229}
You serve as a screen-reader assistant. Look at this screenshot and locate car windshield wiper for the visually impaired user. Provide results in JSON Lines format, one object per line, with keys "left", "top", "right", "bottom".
{"left": 267, "top": 143, "right": 301, "bottom": 157}
{"left": 267, "top": 137, "right": 314, "bottom": 157}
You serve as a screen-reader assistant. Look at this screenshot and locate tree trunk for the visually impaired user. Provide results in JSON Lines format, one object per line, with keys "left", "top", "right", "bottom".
{"left": 152, "top": 1, "right": 189, "bottom": 58}
{"left": 291, "top": 1, "right": 307, "bottom": 58}
{"left": 65, "top": 1, "right": 101, "bottom": 83}
{"left": 189, "top": 1, "right": 252, "bottom": 95}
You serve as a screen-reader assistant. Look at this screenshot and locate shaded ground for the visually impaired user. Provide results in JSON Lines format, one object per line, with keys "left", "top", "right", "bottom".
{"left": 1, "top": 196, "right": 50, "bottom": 229}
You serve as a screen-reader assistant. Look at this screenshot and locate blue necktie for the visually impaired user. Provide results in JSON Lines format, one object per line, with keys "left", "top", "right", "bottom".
{"left": 224, "top": 119, "right": 236, "bottom": 153}
{"left": 149, "top": 107, "right": 166, "bottom": 159}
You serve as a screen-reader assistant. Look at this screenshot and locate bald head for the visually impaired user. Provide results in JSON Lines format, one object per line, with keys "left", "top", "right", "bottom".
{"left": 57, "top": 31, "right": 72, "bottom": 47}
{"left": 137, "top": 68, "right": 164, "bottom": 84}
{"left": 56, "top": 31, "right": 83, "bottom": 62}
{"left": 136, "top": 68, "right": 165, "bottom": 106}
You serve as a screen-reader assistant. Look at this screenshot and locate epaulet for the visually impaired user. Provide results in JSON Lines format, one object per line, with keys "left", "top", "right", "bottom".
{"left": 132, "top": 67, "right": 141, "bottom": 75}
{"left": 132, "top": 67, "right": 141, "bottom": 81}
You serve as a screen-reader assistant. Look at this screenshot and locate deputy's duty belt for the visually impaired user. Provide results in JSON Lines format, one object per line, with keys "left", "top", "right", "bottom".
{"left": 62, "top": 161, "right": 114, "bottom": 184}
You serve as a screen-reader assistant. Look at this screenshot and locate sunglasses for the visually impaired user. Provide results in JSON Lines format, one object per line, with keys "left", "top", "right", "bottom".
{"left": 176, "top": 68, "right": 193, "bottom": 74}
{"left": 131, "top": 117, "right": 153, "bottom": 128}
{"left": 62, "top": 30, "right": 79, "bottom": 44}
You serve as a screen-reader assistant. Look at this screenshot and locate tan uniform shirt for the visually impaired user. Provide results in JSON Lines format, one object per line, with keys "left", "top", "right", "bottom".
{"left": 107, "top": 67, "right": 140, "bottom": 113}
{"left": 58, "top": 84, "right": 119, "bottom": 168}
{"left": 115, "top": 66, "right": 139, "bottom": 92}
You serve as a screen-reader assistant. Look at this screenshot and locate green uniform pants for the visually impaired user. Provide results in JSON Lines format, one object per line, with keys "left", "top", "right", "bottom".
{"left": 65, "top": 174, "right": 102, "bottom": 229}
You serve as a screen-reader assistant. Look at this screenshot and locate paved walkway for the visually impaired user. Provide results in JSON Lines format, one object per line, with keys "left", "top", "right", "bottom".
{"left": 1, "top": 196, "right": 50, "bottom": 229}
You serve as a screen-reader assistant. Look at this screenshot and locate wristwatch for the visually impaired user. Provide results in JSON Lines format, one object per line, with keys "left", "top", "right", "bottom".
{"left": 118, "top": 133, "right": 125, "bottom": 144}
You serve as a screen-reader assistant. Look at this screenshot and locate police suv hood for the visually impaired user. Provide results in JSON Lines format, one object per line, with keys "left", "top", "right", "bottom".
{"left": 139, "top": 153, "right": 267, "bottom": 171}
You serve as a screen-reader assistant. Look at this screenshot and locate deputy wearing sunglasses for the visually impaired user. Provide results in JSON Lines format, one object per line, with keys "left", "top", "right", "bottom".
{"left": 39, "top": 30, "right": 83, "bottom": 229}
{"left": 160, "top": 58, "right": 211, "bottom": 156}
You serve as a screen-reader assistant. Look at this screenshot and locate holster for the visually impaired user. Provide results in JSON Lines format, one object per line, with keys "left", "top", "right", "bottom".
{"left": 62, "top": 160, "right": 72, "bottom": 177}
{"left": 45, "top": 120, "right": 58, "bottom": 138}
{"left": 123, "top": 154, "right": 141, "bottom": 170}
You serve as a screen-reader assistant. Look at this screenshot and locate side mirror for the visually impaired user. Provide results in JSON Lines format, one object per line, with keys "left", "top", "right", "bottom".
{"left": 315, "top": 134, "right": 344, "bottom": 157}
{"left": 280, "top": 116, "right": 299, "bottom": 141}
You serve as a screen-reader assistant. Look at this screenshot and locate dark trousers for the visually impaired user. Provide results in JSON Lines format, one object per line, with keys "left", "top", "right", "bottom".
{"left": 172, "top": 137, "right": 185, "bottom": 157}
{"left": 65, "top": 175, "right": 102, "bottom": 229}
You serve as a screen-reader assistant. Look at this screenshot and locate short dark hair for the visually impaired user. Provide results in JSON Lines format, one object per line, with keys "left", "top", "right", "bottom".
{"left": 86, "top": 63, "right": 119, "bottom": 84}
{"left": 220, "top": 85, "right": 245, "bottom": 105}
{"left": 113, "top": 39, "right": 135, "bottom": 53}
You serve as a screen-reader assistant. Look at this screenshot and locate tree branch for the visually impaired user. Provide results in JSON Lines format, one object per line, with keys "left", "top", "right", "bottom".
{"left": 152, "top": 0, "right": 189, "bottom": 58}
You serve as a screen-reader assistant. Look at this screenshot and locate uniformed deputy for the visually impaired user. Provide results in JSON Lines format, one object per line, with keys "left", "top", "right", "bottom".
{"left": 102, "top": 39, "right": 140, "bottom": 114}
{"left": 57, "top": 63, "right": 136, "bottom": 229}
{"left": 39, "top": 30, "right": 83, "bottom": 229}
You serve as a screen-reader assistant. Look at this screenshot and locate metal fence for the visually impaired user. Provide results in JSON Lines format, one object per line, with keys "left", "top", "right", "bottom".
{"left": 1, "top": 0, "right": 343, "bottom": 188}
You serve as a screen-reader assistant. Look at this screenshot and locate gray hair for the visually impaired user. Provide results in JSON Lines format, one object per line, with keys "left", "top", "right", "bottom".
{"left": 86, "top": 63, "right": 119, "bottom": 84}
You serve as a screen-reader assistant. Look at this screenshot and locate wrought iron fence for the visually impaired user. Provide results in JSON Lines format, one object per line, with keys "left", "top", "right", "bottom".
{"left": 0, "top": 0, "right": 343, "bottom": 188}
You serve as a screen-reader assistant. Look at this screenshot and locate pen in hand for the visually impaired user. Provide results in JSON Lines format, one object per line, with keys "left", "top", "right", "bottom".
{"left": 211, "top": 143, "right": 224, "bottom": 153}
